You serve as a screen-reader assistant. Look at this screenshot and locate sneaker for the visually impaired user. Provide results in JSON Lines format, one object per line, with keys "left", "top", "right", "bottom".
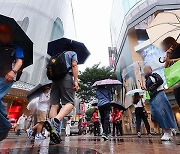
{"left": 26, "top": 128, "right": 33, "bottom": 139}
{"left": 148, "top": 134, "right": 152, "bottom": 138}
{"left": 171, "top": 129, "right": 177, "bottom": 136}
{"left": 35, "top": 134, "right": 46, "bottom": 140}
{"left": 161, "top": 133, "right": 172, "bottom": 141}
{"left": 102, "top": 133, "right": 109, "bottom": 141}
{"left": 137, "top": 132, "right": 141, "bottom": 138}
{"left": 44, "top": 118, "right": 61, "bottom": 144}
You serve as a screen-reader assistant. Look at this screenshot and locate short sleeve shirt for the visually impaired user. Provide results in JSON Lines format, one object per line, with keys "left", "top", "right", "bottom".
{"left": 15, "top": 46, "right": 24, "bottom": 59}
{"left": 64, "top": 51, "right": 78, "bottom": 72}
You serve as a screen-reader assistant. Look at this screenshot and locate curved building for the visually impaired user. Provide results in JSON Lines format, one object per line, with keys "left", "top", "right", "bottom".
{"left": 0, "top": 0, "right": 76, "bottom": 86}
{"left": 110, "top": 0, "right": 180, "bottom": 134}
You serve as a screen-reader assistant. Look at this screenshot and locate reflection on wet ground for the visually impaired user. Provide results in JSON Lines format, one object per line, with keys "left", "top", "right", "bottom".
{"left": 0, "top": 135, "right": 180, "bottom": 154}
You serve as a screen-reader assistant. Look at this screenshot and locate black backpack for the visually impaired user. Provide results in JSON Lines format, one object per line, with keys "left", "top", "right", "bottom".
{"left": 47, "top": 51, "right": 71, "bottom": 80}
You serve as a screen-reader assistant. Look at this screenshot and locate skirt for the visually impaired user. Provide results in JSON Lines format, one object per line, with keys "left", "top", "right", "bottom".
{"left": 150, "top": 91, "right": 176, "bottom": 129}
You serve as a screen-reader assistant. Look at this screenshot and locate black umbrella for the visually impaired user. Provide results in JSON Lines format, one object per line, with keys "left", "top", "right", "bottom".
{"left": 0, "top": 14, "right": 33, "bottom": 68}
{"left": 47, "top": 38, "right": 90, "bottom": 64}
{"left": 91, "top": 102, "right": 98, "bottom": 107}
{"left": 110, "top": 102, "right": 126, "bottom": 111}
{"left": 27, "top": 82, "right": 52, "bottom": 101}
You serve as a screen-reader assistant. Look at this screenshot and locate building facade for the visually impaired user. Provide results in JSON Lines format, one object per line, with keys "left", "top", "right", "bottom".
{"left": 0, "top": 0, "right": 76, "bottom": 119}
{"left": 110, "top": 0, "right": 180, "bottom": 134}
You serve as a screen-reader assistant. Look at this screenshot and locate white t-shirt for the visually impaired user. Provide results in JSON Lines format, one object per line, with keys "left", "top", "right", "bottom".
{"left": 37, "top": 93, "right": 50, "bottom": 112}
{"left": 134, "top": 99, "right": 144, "bottom": 108}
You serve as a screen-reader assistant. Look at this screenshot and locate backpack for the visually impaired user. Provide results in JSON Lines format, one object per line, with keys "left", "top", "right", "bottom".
{"left": 47, "top": 52, "right": 71, "bottom": 80}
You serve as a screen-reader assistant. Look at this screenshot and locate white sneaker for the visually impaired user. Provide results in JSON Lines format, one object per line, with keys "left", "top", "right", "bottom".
{"left": 137, "top": 132, "right": 141, "bottom": 138}
{"left": 26, "top": 128, "right": 33, "bottom": 139}
{"left": 161, "top": 133, "right": 172, "bottom": 141}
{"left": 171, "top": 129, "right": 177, "bottom": 136}
{"left": 35, "top": 134, "right": 46, "bottom": 140}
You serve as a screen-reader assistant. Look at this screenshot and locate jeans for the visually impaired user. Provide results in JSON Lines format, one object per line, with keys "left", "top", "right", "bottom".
{"left": 98, "top": 103, "right": 111, "bottom": 135}
{"left": 0, "top": 77, "right": 13, "bottom": 133}
{"left": 113, "top": 121, "right": 123, "bottom": 136}
{"left": 135, "top": 107, "right": 150, "bottom": 134}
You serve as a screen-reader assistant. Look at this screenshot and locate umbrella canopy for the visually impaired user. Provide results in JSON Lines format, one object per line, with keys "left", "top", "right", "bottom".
{"left": 92, "top": 79, "right": 122, "bottom": 87}
{"left": 47, "top": 38, "right": 90, "bottom": 64}
{"left": 0, "top": 14, "right": 33, "bottom": 68}
{"left": 27, "top": 82, "right": 51, "bottom": 101}
{"left": 110, "top": 102, "right": 126, "bottom": 111}
{"left": 126, "top": 89, "right": 145, "bottom": 96}
{"left": 146, "top": 11, "right": 180, "bottom": 49}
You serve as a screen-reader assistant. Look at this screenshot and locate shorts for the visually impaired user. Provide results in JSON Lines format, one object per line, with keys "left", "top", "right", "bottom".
{"left": 37, "top": 110, "right": 47, "bottom": 123}
{"left": 50, "top": 73, "right": 75, "bottom": 106}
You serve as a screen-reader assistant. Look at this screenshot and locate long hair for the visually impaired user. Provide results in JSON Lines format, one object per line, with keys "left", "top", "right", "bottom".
{"left": 132, "top": 92, "right": 141, "bottom": 104}
{"left": 162, "top": 37, "right": 179, "bottom": 50}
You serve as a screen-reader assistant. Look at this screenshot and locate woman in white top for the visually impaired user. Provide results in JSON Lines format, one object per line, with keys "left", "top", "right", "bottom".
{"left": 133, "top": 92, "right": 151, "bottom": 138}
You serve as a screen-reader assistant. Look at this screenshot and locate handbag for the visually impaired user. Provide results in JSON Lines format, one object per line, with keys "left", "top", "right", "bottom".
{"left": 164, "top": 60, "right": 180, "bottom": 89}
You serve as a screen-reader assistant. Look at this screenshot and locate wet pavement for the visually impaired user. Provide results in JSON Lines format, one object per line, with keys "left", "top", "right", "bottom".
{"left": 0, "top": 133, "right": 180, "bottom": 154}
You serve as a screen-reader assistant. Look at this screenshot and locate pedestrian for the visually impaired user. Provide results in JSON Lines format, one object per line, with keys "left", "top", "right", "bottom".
{"left": 92, "top": 108, "right": 100, "bottom": 136}
{"left": 0, "top": 24, "right": 24, "bottom": 141}
{"left": 26, "top": 86, "right": 50, "bottom": 140}
{"left": 44, "top": 44, "right": 79, "bottom": 144}
{"left": 132, "top": 92, "right": 151, "bottom": 138}
{"left": 161, "top": 37, "right": 180, "bottom": 108}
{"left": 16, "top": 114, "right": 27, "bottom": 136}
{"left": 96, "top": 85, "right": 111, "bottom": 140}
{"left": 26, "top": 97, "right": 38, "bottom": 129}
{"left": 115, "top": 108, "right": 123, "bottom": 136}
{"left": 65, "top": 117, "right": 71, "bottom": 136}
{"left": 143, "top": 66, "right": 176, "bottom": 141}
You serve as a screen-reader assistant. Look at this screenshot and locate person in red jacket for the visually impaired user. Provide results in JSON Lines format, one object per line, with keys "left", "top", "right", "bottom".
{"left": 92, "top": 108, "right": 100, "bottom": 136}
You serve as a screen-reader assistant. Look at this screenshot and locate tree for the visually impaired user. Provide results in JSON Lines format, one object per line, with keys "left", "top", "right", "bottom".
{"left": 77, "top": 64, "right": 114, "bottom": 103}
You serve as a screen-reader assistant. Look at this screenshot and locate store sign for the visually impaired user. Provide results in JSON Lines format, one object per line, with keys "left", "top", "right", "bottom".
{"left": 12, "top": 81, "right": 35, "bottom": 91}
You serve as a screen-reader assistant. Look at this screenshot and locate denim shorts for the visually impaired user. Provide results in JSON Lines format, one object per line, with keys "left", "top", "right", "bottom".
{"left": 50, "top": 73, "right": 75, "bottom": 106}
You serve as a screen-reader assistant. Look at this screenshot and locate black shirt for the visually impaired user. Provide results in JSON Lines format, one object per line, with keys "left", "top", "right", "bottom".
{"left": 170, "top": 44, "right": 180, "bottom": 59}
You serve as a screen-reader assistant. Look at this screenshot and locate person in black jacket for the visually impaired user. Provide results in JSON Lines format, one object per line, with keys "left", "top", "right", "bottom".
{"left": 143, "top": 66, "right": 176, "bottom": 141}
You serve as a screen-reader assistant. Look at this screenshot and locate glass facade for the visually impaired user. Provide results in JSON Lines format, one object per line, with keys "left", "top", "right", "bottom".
{"left": 0, "top": 0, "right": 76, "bottom": 86}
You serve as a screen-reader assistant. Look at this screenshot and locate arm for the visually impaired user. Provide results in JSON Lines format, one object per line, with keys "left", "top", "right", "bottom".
{"left": 72, "top": 61, "right": 79, "bottom": 92}
{"left": 5, "top": 59, "right": 23, "bottom": 83}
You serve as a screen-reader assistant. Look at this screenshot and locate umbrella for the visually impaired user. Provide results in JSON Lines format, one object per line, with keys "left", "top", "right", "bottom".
{"left": 47, "top": 38, "right": 90, "bottom": 64}
{"left": 146, "top": 11, "right": 180, "bottom": 49}
{"left": 110, "top": 102, "right": 126, "bottom": 111}
{"left": 92, "top": 79, "right": 122, "bottom": 87}
{"left": 126, "top": 89, "right": 145, "bottom": 96}
{"left": 27, "top": 82, "right": 51, "bottom": 101}
{"left": 91, "top": 102, "right": 98, "bottom": 106}
{"left": 0, "top": 14, "right": 33, "bottom": 68}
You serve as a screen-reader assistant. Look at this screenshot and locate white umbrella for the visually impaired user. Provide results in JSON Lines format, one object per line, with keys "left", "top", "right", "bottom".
{"left": 146, "top": 11, "right": 180, "bottom": 49}
{"left": 92, "top": 79, "right": 122, "bottom": 87}
{"left": 126, "top": 89, "right": 145, "bottom": 96}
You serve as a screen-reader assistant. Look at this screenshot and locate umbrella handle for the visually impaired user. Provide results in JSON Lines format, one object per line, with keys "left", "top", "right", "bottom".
{"left": 159, "top": 57, "right": 165, "bottom": 63}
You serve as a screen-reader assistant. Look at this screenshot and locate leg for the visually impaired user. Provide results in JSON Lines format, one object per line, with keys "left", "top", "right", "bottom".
{"left": 49, "top": 105, "right": 59, "bottom": 118}
{"left": 103, "top": 104, "right": 111, "bottom": 135}
{"left": 142, "top": 114, "right": 150, "bottom": 134}
{"left": 112, "top": 123, "right": 115, "bottom": 136}
{"left": 135, "top": 112, "right": 141, "bottom": 133}
{"left": 0, "top": 79, "right": 13, "bottom": 133}
{"left": 98, "top": 107, "right": 105, "bottom": 132}
{"left": 119, "top": 121, "right": 123, "bottom": 136}
{"left": 37, "top": 122, "right": 44, "bottom": 134}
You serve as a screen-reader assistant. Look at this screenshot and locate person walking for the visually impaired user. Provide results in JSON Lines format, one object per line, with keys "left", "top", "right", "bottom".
{"left": 132, "top": 92, "right": 151, "bottom": 138}
{"left": 16, "top": 114, "right": 27, "bottom": 136}
{"left": 92, "top": 108, "right": 100, "bottom": 136}
{"left": 0, "top": 25, "right": 24, "bottom": 141}
{"left": 143, "top": 66, "right": 176, "bottom": 141}
{"left": 161, "top": 37, "right": 180, "bottom": 108}
{"left": 65, "top": 117, "right": 71, "bottom": 136}
{"left": 44, "top": 44, "right": 79, "bottom": 144}
{"left": 96, "top": 85, "right": 111, "bottom": 140}
{"left": 26, "top": 86, "right": 50, "bottom": 140}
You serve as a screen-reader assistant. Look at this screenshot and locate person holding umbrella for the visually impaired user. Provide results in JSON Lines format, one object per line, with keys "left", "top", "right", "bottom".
{"left": 0, "top": 24, "right": 24, "bottom": 141}
{"left": 132, "top": 92, "right": 151, "bottom": 138}
{"left": 96, "top": 85, "right": 111, "bottom": 140}
{"left": 44, "top": 44, "right": 79, "bottom": 144}
{"left": 161, "top": 37, "right": 180, "bottom": 108}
